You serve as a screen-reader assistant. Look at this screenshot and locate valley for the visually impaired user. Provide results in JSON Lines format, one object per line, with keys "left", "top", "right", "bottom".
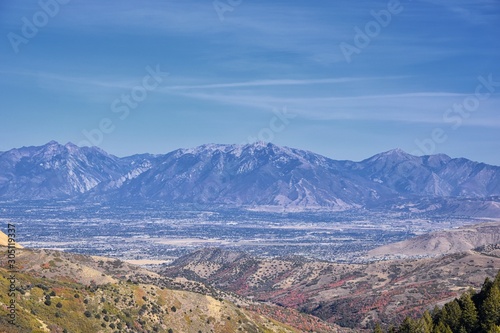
{"left": 0, "top": 201, "right": 487, "bottom": 263}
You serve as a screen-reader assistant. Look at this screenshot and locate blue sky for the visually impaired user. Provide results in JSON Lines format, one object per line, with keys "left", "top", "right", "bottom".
{"left": 1, "top": 0, "right": 499, "bottom": 164}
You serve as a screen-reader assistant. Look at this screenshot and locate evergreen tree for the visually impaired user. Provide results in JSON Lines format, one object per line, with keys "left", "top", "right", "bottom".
{"left": 494, "top": 271, "right": 500, "bottom": 287}
{"left": 374, "top": 322, "right": 384, "bottom": 333}
{"left": 436, "top": 305, "right": 450, "bottom": 329}
{"left": 419, "top": 311, "right": 433, "bottom": 333}
{"left": 398, "top": 316, "right": 417, "bottom": 333}
{"left": 432, "top": 305, "right": 442, "bottom": 323}
{"left": 459, "top": 290, "right": 478, "bottom": 332}
{"left": 487, "top": 325, "right": 500, "bottom": 333}
{"left": 481, "top": 285, "right": 500, "bottom": 331}
{"left": 392, "top": 270, "right": 500, "bottom": 333}
{"left": 433, "top": 321, "right": 453, "bottom": 333}
{"left": 477, "top": 277, "right": 494, "bottom": 305}
{"left": 444, "top": 299, "right": 462, "bottom": 332}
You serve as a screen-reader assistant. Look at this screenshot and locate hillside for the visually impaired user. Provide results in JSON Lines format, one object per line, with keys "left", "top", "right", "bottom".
{"left": 389, "top": 270, "right": 500, "bottom": 332}
{"left": 0, "top": 246, "right": 348, "bottom": 333}
{"left": 368, "top": 221, "right": 500, "bottom": 258}
{"left": 0, "top": 230, "right": 22, "bottom": 249}
{"left": 160, "top": 245, "right": 500, "bottom": 329}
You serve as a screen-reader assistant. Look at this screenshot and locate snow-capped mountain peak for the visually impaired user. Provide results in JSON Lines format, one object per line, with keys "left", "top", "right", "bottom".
{"left": 0, "top": 142, "right": 499, "bottom": 213}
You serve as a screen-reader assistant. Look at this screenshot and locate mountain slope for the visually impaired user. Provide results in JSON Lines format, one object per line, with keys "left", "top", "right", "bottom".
{"left": 349, "top": 149, "right": 500, "bottom": 197}
{"left": 1, "top": 141, "right": 499, "bottom": 213}
{"left": 0, "top": 141, "right": 155, "bottom": 200}
{"left": 368, "top": 221, "right": 500, "bottom": 258}
{"left": 94, "top": 142, "right": 388, "bottom": 210}
{"left": 99, "top": 144, "right": 500, "bottom": 209}
{"left": 160, "top": 243, "right": 500, "bottom": 329}
{"left": 0, "top": 246, "right": 348, "bottom": 333}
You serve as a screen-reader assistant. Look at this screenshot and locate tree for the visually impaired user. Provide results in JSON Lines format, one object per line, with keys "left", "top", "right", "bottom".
{"left": 494, "top": 271, "right": 500, "bottom": 288}
{"left": 481, "top": 285, "right": 500, "bottom": 331}
{"left": 487, "top": 325, "right": 500, "bottom": 333}
{"left": 433, "top": 321, "right": 452, "bottom": 333}
{"left": 459, "top": 290, "right": 478, "bottom": 332}
{"left": 416, "top": 311, "right": 433, "bottom": 333}
{"left": 436, "top": 305, "right": 449, "bottom": 328}
{"left": 444, "top": 299, "right": 462, "bottom": 332}
{"left": 374, "top": 323, "right": 384, "bottom": 333}
{"left": 398, "top": 316, "right": 417, "bottom": 333}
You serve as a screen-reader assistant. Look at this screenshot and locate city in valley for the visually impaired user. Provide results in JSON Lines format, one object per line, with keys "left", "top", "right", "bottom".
{"left": 3, "top": 201, "right": 486, "bottom": 264}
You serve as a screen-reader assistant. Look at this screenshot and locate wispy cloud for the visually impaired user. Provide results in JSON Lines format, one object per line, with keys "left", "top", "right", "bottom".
{"left": 419, "top": 0, "right": 500, "bottom": 25}
{"left": 166, "top": 89, "right": 500, "bottom": 127}
{"left": 165, "top": 77, "right": 406, "bottom": 90}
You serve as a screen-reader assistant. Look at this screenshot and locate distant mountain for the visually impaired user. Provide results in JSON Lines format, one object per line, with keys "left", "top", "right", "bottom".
{"left": 0, "top": 141, "right": 499, "bottom": 214}
{"left": 352, "top": 149, "right": 500, "bottom": 197}
{"left": 0, "top": 141, "right": 155, "bottom": 200}
{"left": 88, "top": 142, "right": 389, "bottom": 209}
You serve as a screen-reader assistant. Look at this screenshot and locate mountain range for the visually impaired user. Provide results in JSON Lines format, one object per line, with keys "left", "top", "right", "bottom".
{"left": 0, "top": 141, "right": 499, "bottom": 214}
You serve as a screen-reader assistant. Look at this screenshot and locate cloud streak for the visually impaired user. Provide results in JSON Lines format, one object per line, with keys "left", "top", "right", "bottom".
{"left": 165, "top": 76, "right": 407, "bottom": 90}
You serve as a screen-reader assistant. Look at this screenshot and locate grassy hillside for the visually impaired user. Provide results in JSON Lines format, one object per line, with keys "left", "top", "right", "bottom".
{"left": 0, "top": 247, "right": 349, "bottom": 333}
{"left": 0, "top": 266, "right": 307, "bottom": 333}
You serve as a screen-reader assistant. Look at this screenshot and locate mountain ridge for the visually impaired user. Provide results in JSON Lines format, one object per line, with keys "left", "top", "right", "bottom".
{"left": 368, "top": 220, "right": 500, "bottom": 258}
{"left": 0, "top": 141, "right": 499, "bottom": 214}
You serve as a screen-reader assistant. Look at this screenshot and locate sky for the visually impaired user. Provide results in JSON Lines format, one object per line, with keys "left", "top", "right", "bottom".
{"left": 0, "top": 0, "right": 499, "bottom": 164}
